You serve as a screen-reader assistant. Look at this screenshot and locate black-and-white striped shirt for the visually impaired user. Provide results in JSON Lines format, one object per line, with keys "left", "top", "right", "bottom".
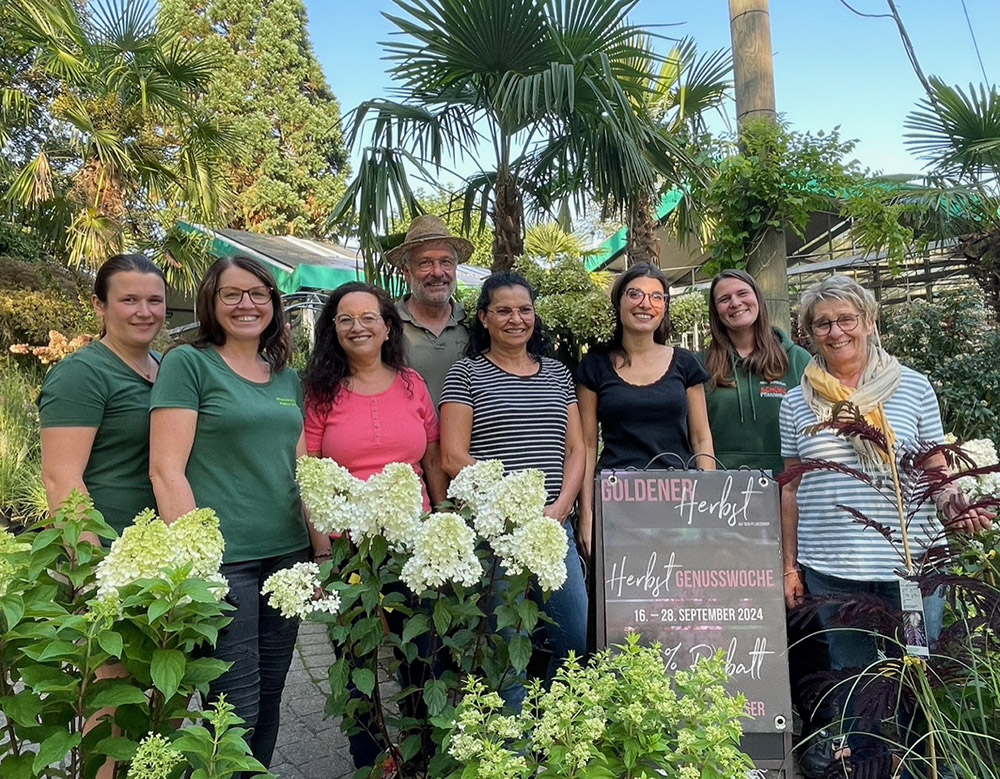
{"left": 441, "top": 355, "right": 576, "bottom": 503}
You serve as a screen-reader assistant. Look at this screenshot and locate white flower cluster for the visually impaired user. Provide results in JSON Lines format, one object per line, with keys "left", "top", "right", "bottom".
{"left": 401, "top": 512, "right": 481, "bottom": 593}
{"left": 262, "top": 561, "right": 341, "bottom": 620}
{"left": 297, "top": 457, "right": 424, "bottom": 548}
{"left": 95, "top": 508, "right": 227, "bottom": 601}
{"left": 948, "top": 436, "right": 1000, "bottom": 498}
{"left": 495, "top": 516, "right": 569, "bottom": 592}
{"left": 450, "top": 461, "right": 568, "bottom": 593}
{"left": 297, "top": 456, "right": 363, "bottom": 535}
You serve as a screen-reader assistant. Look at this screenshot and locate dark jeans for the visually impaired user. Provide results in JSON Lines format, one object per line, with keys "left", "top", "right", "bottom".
{"left": 210, "top": 548, "right": 310, "bottom": 769}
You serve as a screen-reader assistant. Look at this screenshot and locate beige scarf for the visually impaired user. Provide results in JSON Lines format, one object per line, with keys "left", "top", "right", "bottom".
{"left": 801, "top": 343, "right": 902, "bottom": 473}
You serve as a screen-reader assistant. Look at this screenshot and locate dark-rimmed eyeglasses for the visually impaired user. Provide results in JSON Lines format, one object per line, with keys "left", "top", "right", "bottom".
{"left": 624, "top": 287, "right": 666, "bottom": 306}
{"left": 811, "top": 314, "right": 861, "bottom": 336}
{"left": 217, "top": 286, "right": 272, "bottom": 306}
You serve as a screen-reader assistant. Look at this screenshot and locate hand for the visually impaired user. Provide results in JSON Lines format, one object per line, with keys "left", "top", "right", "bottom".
{"left": 542, "top": 503, "right": 571, "bottom": 524}
{"left": 783, "top": 569, "right": 804, "bottom": 609}
{"left": 577, "top": 516, "right": 592, "bottom": 558}
{"left": 939, "top": 490, "right": 995, "bottom": 534}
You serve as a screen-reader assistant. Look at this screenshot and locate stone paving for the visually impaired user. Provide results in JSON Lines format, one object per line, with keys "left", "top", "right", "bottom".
{"left": 270, "top": 621, "right": 355, "bottom": 779}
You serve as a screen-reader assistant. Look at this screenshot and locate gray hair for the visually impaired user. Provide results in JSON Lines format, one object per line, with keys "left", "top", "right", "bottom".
{"left": 798, "top": 275, "right": 879, "bottom": 334}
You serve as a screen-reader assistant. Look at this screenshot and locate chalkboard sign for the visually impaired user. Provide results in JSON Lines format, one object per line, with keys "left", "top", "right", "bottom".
{"left": 595, "top": 469, "right": 792, "bottom": 737}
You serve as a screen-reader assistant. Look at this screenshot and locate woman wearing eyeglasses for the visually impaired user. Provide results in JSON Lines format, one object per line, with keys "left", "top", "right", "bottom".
{"left": 576, "top": 262, "right": 715, "bottom": 558}
{"left": 149, "top": 256, "right": 324, "bottom": 771}
{"left": 440, "top": 271, "right": 587, "bottom": 704}
{"left": 779, "top": 275, "right": 992, "bottom": 773}
{"left": 302, "top": 281, "right": 445, "bottom": 770}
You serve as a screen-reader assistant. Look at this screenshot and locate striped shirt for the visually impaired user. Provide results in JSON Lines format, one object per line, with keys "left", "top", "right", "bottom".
{"left": 779, "top": 367, "right": 945, "bottom": 581}
{"left": 441, "top": 355, "right": 575, "bottom": 503}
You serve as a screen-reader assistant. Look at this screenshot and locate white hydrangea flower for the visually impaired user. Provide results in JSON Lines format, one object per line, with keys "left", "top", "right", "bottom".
{"left": 447, "top": 460, "right": 505, "bottom": 512}
{"left": 262, "top": 561, "right": 341, "bottom": 620}
{"left": 492, "top": 469, "right": 547, "bottom": 528}
{"left": 495, "top": 516, "right": 568, "bottom": 592}
{"left": 358, "top": 462, "right": 424, "bottom": 549}
{"left": 95, "top": 508, "right": 227, "bottom": 601}
{"left": 953, "top": 437, "right": 1000, "bottom": 498}
{"left": 400, "top": 512, "right": 481, "bottom": 594}
{"left": 297, "top": 456, "right": 364, "bottom": 535}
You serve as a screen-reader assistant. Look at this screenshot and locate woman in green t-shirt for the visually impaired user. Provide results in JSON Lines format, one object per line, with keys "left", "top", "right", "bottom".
{"left": 149, "top": 255, "right": 325, "bottom": 770}
{"left": 39, "top": 253, "right": 167, "bottom": 536}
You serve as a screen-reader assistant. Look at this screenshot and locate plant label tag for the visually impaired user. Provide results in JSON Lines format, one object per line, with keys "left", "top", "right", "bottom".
{"left": 898, "top": 579, "right": 929, "bottom": 658}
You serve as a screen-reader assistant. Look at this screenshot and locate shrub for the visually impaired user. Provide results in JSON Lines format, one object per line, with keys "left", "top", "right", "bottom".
{"left": 0, "top": 257, "right": 96, "bottom": 349}
{"left": 881, "top": 287, "right": 1000, "bottom": 442}
{"left": 0, "top": 360, "right": 46, "bottom": 526}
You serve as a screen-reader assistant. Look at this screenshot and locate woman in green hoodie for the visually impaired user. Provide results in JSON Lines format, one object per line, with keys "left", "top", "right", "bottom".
{"left": 701, "top": 269, "right": 811, "bottom": 475}
{"left": 700, "top": 268, "right": 832, "bottom": 777}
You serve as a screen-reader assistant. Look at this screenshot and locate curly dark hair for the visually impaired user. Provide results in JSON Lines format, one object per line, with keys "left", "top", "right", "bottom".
{"left": 599, "top": 262, "right": 670, "bottom": 366}
{"left": 466, "top": 272, "right": 551, "bottom": 360}
{"left": 193, "top": 255, "right": 290, "bottom": 371}
{"left": 302, "top": 282, "right": 410, "bottom": 415}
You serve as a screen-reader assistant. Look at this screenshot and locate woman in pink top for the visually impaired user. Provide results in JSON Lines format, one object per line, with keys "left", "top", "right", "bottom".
{"left": 301, "top": 281, "right": 446, "bottom": 771}
{"left": 302, "top": 282, "right": 447, "bottom": 510}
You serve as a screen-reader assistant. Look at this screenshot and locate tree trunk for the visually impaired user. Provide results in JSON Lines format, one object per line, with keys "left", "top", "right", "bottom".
{"left": 491, "top": 174, "right": 524, "bottom": 272}
{"left": 626, "top": 190, "right": 659, "bottom": 267}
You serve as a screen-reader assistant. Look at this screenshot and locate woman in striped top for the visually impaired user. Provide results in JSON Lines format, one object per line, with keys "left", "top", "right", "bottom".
{"left": 440, "top": 272, "right": 586, "bottom": 702}
{"left": 779, "top": 275, "right": 992, "bottom": 768}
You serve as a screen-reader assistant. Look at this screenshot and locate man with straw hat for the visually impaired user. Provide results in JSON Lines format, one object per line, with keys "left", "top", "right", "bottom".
{"left": 389, "top": 215, "right": 475, "bottom": 405}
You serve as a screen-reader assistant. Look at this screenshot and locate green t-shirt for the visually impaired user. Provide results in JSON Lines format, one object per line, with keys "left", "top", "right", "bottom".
{"left": 150, "top": 345, "right": 309, "bottom": 563}
{"left": 38, "top": 341, "right": 159, "bottom": 535}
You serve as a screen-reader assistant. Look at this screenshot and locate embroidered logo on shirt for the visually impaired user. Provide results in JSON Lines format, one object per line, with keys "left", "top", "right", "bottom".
{"left": 759, "top": 382, "right": 788, "bottom": 398}
{"left": 276, "top": 397, "right": 299, "bottom": 407}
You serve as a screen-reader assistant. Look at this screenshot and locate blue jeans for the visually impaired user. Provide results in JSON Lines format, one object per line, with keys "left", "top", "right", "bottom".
{"left": 802, "top": 567, "right": 944, "bottom": 670}
{"left": 210, "top": 548, "right": 310, "bottom": 768}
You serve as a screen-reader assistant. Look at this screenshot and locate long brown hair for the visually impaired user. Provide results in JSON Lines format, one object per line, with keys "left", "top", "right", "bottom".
{"left": 705, "top": 269, "right": 788, "bottom": 387}
{"left": 193, "top": 255, "right": 291, "bottom": 372}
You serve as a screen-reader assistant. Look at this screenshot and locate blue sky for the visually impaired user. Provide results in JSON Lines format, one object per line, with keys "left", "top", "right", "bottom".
{"left": 305, "top": 0, "right": 999, "bottom": 177}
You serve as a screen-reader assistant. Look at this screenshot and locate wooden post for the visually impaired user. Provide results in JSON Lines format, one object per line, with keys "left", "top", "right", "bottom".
{"left": 729, "top": 0, "right": 790, "bottom": 332}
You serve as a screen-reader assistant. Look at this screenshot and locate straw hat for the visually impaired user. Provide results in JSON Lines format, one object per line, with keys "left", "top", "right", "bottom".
{"left": 385, "top": 215, "right": 475, "bottom": 267}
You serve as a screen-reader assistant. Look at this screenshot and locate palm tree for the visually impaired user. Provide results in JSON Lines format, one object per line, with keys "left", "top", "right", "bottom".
{"left": 1, "top": 0, "right": 237, "bottom": 289}
{"left": 332, "top": 0, "right": 670, "bottom": 276}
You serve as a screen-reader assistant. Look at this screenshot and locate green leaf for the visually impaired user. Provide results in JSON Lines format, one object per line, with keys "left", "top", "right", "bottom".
{"left": 401, "top": 613, "right": 430, "bottom": 644}
{"left": 33, "top": 730, "right": 81, "bottom": 773}
{"left": 351, "top": 667, "right": 376, "bottom": 697}
{"left": 93, "top": 735, "right": 139, "bottom": 761}
{"left": 1, "top": 691, "right": 42, "bottom": 727}
{"left": 495, "top": 603, "right": 520, "bottom": 631}
{"left": 150, "top": 648, "right": 186, "bottom": 700}
{"left": 147, "top": 598, "right": 173, "bottom": 622}
{"left": 423, "top": 679, "right": 448, "bottom": 716}
{"left": 508, "top": 634, "right": 532, "bottom": 673}
{"left": 88, "top": 683, "right": 149, "bottom": 712}
{"left": 433, "top": 598, "right": 453, "bottom": 635}
{"left": 401, "top": 733, "right": 423, "bottom": 761}
{"left": 517, "top": 599, "right": 540, "bottom": 631}
{"left": 182, "top": 657, "right": 230, "bottom": 686}
{"left": 97, "top": 630, "right": 123, "bottom": 659}
{"left": 0, "top": 754, "right": 34, "bottom": 779}
{"left": 1, "top": 594, "right": 25, "bottom": 628}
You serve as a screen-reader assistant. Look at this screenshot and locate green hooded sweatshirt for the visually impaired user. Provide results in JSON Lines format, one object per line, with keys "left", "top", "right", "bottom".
{"left": 699, "top": 328, "right": 812, "bottom": 475}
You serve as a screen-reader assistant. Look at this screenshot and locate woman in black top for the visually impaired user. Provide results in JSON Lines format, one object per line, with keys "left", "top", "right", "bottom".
{"left": 576, "top": 263, "right": 714, "bottom": 556}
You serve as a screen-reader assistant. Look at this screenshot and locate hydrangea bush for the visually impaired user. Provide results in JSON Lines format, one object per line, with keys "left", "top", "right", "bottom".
{"left": 0, "top": 493, "right": 265, "bottom": 779}
{"left": 445, "top": 634, "right": 753, "bottom": 779}
{"left": 284, "top": 458, "right": 571, "bottom": 777}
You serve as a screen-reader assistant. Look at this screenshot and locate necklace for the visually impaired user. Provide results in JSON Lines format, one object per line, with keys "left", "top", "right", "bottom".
{"left": 102, "top": 339, "right": 153, "bottom": 380}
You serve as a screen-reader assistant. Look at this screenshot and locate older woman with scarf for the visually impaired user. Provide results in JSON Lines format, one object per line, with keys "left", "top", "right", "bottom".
{"left": 779, "top": 275, "right": 992, "bottom": 771}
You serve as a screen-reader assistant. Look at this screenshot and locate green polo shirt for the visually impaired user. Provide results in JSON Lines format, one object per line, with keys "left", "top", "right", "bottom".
{"left": 149, "top": 345, "right": 309, "bottom": 563}
{"left": 395, "top": 296, "right": 470, "bottom": 406}
{"left": 38, "top": 341, "right": 159, "bottom": 535}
